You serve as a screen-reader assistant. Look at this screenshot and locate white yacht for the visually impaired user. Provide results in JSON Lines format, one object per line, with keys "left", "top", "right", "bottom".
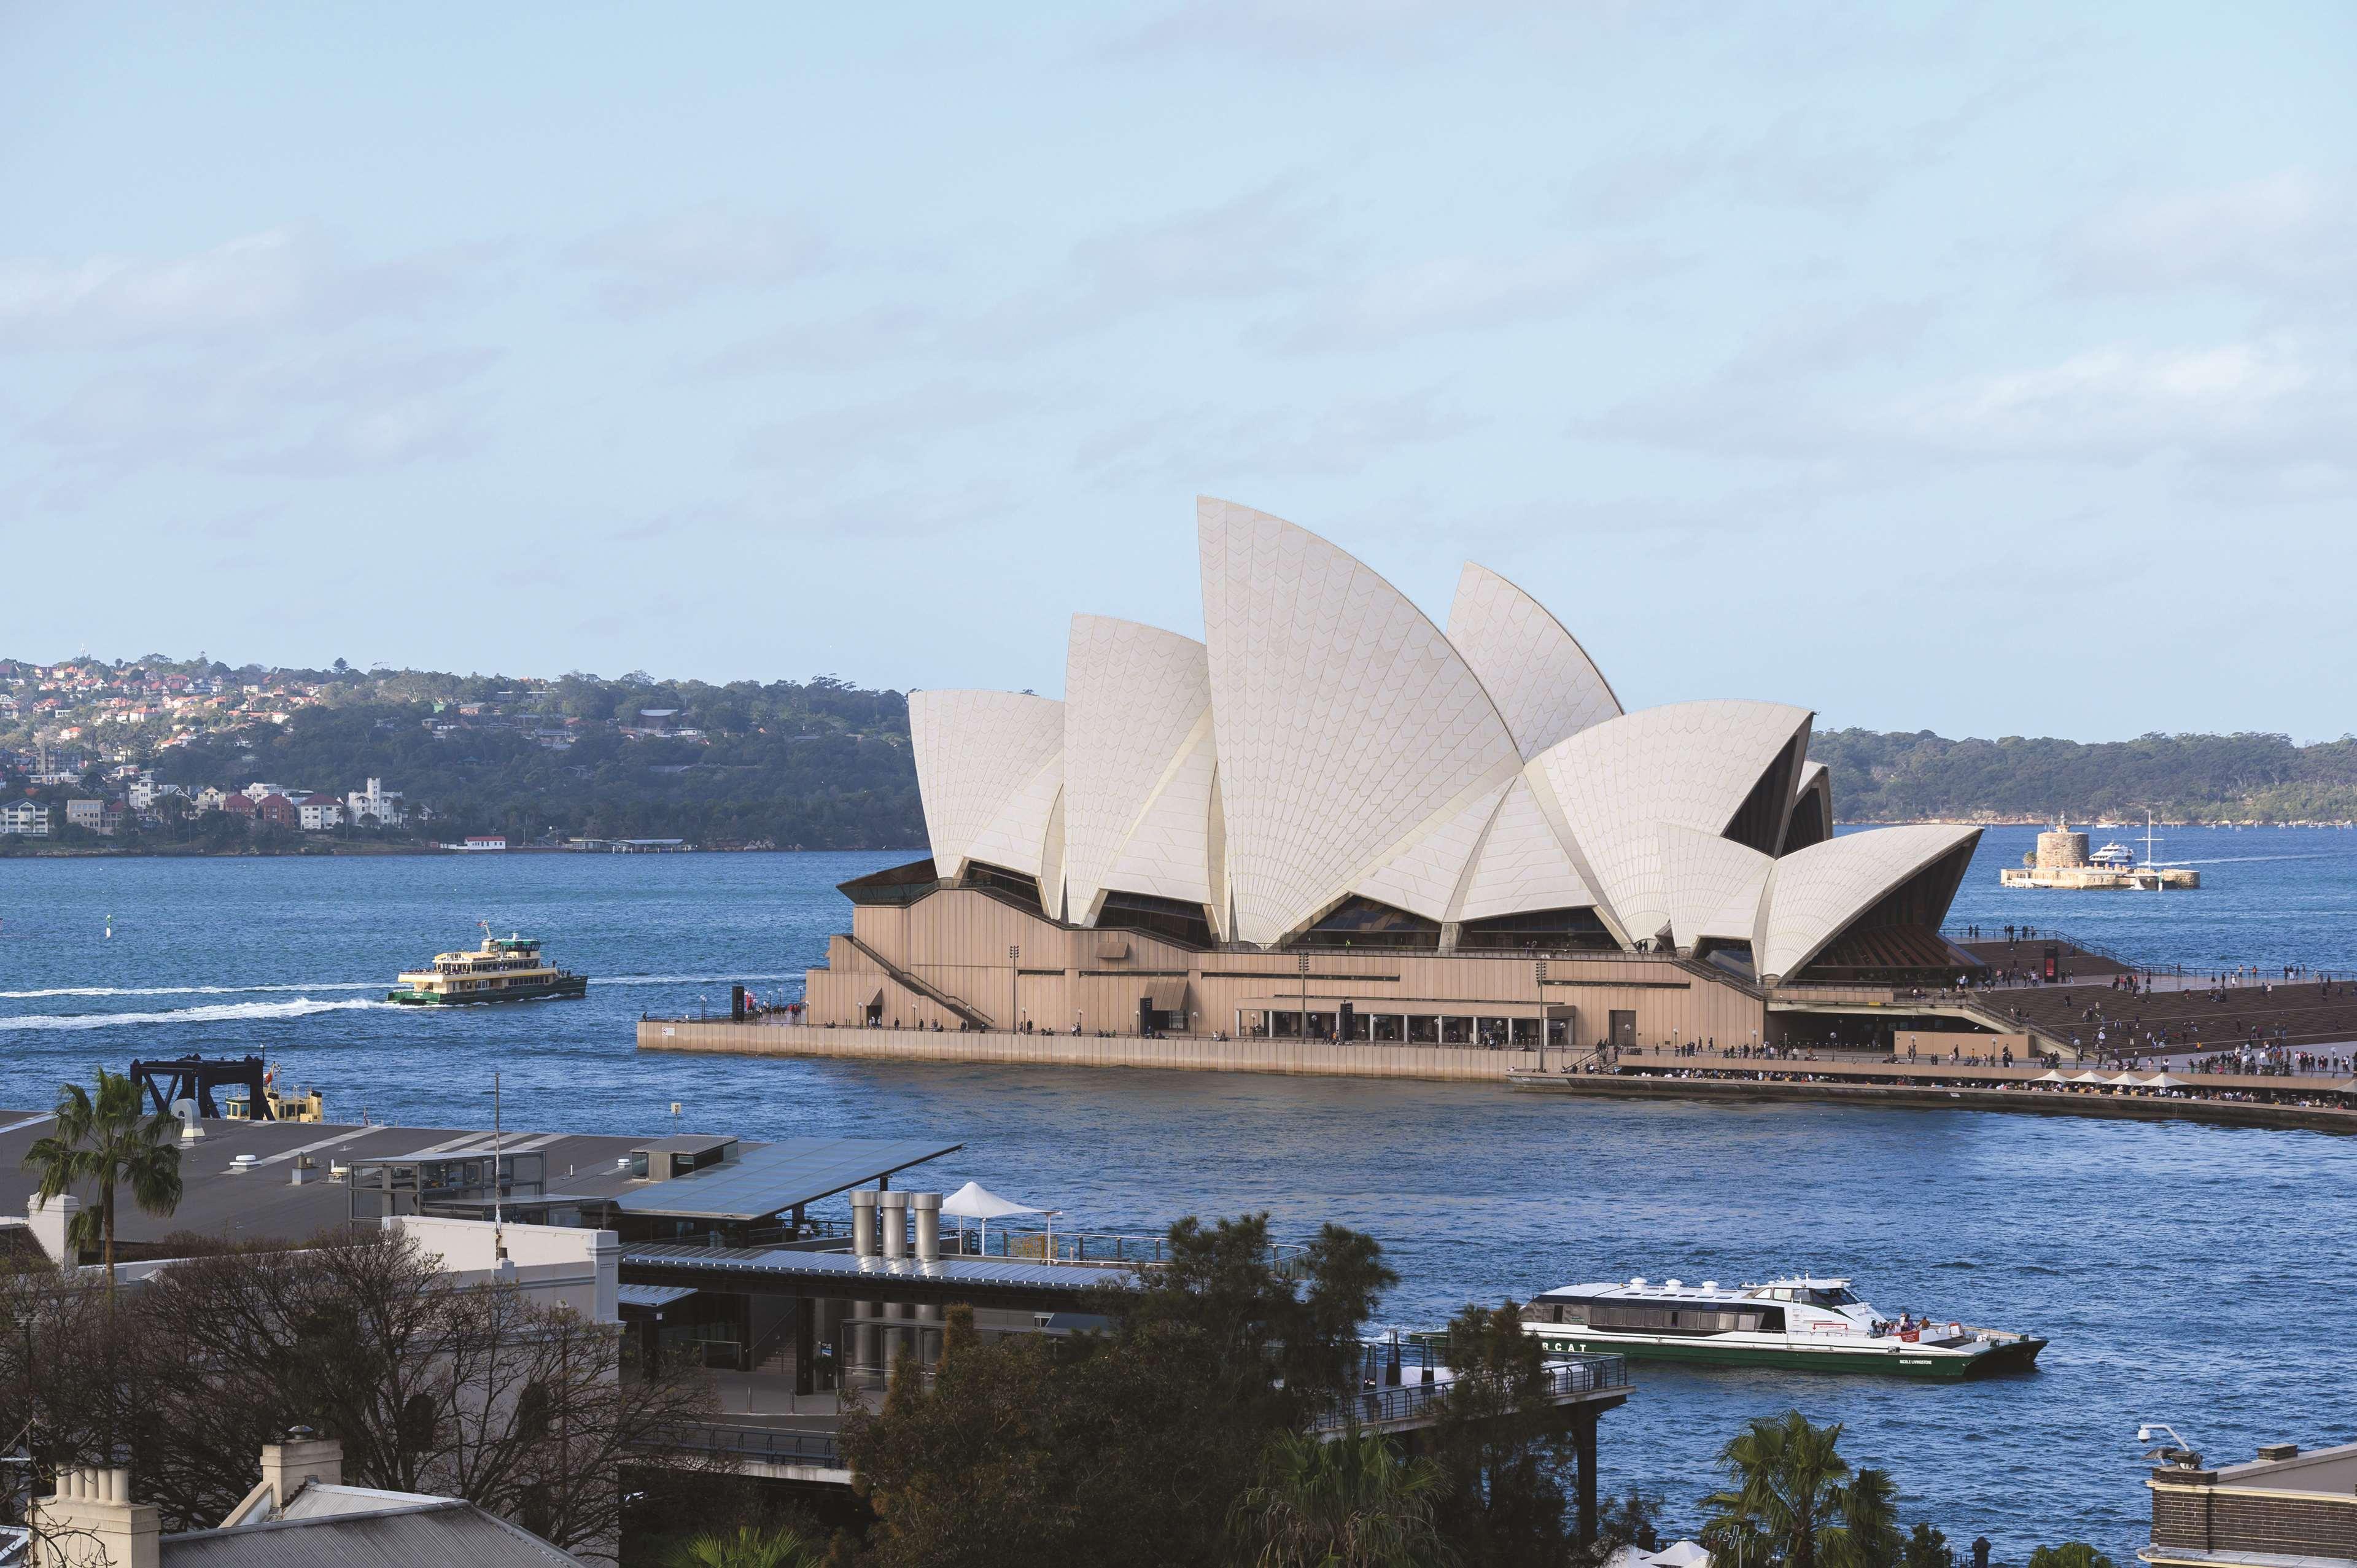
{"left": 1519, "top": 1275, "right": 2046, "bottom": 1380}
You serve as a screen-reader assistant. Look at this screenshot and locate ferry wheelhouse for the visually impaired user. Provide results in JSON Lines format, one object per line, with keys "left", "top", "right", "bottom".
{"left": 387, "top": 932, "right": 588, "bottom": 1006}
{"left": 1520, "top": 1275, "right": 2045, "bottom": 1380}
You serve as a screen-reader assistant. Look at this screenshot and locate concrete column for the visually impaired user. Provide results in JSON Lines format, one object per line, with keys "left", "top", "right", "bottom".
{"left": 848, "top": 1190, "right": 880, "bottom": 1388}
{"left": 879, "top": 1190, "right": 909, "bottom": 1259}
{"left": 794, "top": 1302, "right": 816, "bottom": 1397}
{"left": 912, "top": 1192, "right": 941, "bottom": 1262}
{"left": 1574, "top": 1405, "right": 1599, "bottom": 1546}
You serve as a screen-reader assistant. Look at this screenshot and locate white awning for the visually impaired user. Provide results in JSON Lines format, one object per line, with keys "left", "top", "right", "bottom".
{"left": 941, "top": 1181, "right": 1047, "bottom": 1221}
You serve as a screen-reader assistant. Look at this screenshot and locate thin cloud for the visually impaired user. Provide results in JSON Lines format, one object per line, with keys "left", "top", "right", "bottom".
{"left": 1078, "top": 388, "right": 1476, "bottom": 487}
{"left": 2057, "top": 171, "right": 2356, "bottom": 304}
{"left": 572, "top": 203, "right": 829, "bottom": 314}
{"left": 0, "top": 226, "right": 454, "bottom": 351}
{"left": 1267, "top": 241, "right": 1676, "bottom": 354}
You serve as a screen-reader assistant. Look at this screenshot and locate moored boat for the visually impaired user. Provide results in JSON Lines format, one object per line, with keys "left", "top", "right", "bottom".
{"left": 387, "top": 930, "right": 588, "bottom": 1006}
{"left": 1519, "top": 1275, "right": 2044, "bottom": 1380}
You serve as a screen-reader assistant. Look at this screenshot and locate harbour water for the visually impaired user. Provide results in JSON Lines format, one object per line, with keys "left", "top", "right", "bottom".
{"left": 4, "top": 824, "right": 2356, "bottom": 1553}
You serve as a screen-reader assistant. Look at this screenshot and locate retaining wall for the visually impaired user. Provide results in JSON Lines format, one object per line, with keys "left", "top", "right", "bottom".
{"left": 638, "top": 1019, "right": 1528, "bottom": 1082}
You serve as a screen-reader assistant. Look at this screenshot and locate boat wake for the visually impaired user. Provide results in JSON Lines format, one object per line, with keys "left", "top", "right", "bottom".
{"left": 0, "top": 974, "right": 798, "bottom": 1001}
{"left": 596, "top": 973, "right": 803, "bottom": 987}
{"left": 1, "top": 998, "right": 397, "bottom": 1033}
{"left": 0, "top": 981, "right": 383, "bottom": 1000}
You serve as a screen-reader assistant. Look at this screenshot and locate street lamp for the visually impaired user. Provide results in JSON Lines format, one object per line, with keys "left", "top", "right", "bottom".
{"left": 1534, "top": 960, "right": 1548, "bottom": 1071}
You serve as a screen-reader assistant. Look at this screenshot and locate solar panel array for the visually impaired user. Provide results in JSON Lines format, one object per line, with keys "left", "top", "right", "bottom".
{"left": 612, "top": 1136, "right": 964, "bottom": 1221}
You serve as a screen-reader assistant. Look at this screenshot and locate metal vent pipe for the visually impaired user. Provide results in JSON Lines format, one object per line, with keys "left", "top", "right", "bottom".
{"left": 879, "top": 1190, "right": 909, "bottom": 1259}
{"left": 912, "top": 1192, "right": 941, "bottom": 1262}
{"left": 850, "top": 1189, "right": 879, "bottom": 1258}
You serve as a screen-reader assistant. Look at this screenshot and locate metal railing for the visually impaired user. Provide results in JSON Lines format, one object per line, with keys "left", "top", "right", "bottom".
{"left": 652, "top": 1421, "right": 844, "bottom": 1468}
{"left": 1311, "top": 1355, "right": 1629, "bottom": 1434}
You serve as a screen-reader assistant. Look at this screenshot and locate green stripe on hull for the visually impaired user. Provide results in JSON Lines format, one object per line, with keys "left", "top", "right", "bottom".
{"left": 387, "top": 977, "right": 589, "bottom": 1005}
{"left": 1531, "top": 1333, "right": 2043, "bottom": 1380}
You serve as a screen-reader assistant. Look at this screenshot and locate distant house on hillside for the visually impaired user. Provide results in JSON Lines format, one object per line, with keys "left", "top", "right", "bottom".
{"left": 298, "top": 794, "right": 344, "bottom": 831}
{"left": 346, "top": 776, "right": 406, "bottom": 826}
{"left": 0, "top": 802, "right": 49, "bottom": 837}
{"left": 255, "top": 793, "right": 298, "bottom": 829}
{"left": 65, "top": 798, "right": 103, "bottom": 834}
{"left": 220, "top": 792, "right": 257, "bottom": 822}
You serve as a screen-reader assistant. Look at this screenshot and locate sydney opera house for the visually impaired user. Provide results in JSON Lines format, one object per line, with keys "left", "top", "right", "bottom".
{"left": 801, "top": 499, "right": 1988, "bottom": 1054}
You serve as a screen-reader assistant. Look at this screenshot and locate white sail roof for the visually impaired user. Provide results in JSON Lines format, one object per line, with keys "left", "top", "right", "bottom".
{"left": 1454, "top": 772, "right": 1598, "bottom": 923}
{"left": 1445, "top": 562, "right": 1622, "bottom": 759}
{"left": 1658, "top": 824, "right": 1774, "bottom": 947}
{"left": 908, "top": 689, "right": 1065, "bottom": 882}
{"left": 1532, "top": 701, "right": 1813, "bottom": 943}
{"left": 1755, "top": 823, "right": 1982, "bottom": 980}
{"left": 1060, "top": 615, "right": 1216, "bottom": 923}
{"left": 1197, "top": 497, "right": 1522, "bottom": 945}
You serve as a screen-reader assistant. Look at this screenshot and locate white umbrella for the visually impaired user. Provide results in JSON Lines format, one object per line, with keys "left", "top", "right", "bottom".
{"left": 2070, "top": 1071, "right": 2110, "bottom": 1085}
{"left": 2146, "top": 1071, "right": 2188, "bottom": 1090}
{"left": 941, "top": 1180, "right": 1048, "bottom": 1257}
{"left": 2035, "top": 1069, "right": 2072, "bottom": 1083}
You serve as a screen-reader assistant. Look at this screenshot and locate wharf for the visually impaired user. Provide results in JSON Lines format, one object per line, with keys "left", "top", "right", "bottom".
{"left": 1510, "top": 1048, "right": 2357, "bottom": 1133}
{"left": 639, "top": 1018, "right": 1533, "bottom": 1082}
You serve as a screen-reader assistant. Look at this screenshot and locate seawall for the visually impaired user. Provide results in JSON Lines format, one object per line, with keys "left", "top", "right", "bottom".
{"left": 637, "top": 1019, "right": 1526, "bottom": 1082}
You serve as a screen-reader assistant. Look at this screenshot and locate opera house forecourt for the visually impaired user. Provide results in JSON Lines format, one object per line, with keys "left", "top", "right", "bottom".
{"left": 766, "top": 497, "right": 2005, "bottom": 1075}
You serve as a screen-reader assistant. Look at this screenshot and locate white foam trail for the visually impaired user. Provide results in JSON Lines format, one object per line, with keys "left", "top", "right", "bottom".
{"left": 0, "top": 982, "right": 383, "bottom": 1000}
{"left": 2, "top": 998, "right": 395, "bottom": 1033}
{"left": 597, "top": 974, "right": 801, "bottom": 987}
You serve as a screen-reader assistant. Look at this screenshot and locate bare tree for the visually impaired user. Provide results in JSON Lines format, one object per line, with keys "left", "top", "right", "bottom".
{"left": 122, "top": 1228, "right": 729, "bottom": 1558}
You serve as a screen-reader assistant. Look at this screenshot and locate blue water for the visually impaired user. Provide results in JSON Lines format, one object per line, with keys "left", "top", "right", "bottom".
{"left": 5, "top": 826, "right": 2357, "bottom": 1554}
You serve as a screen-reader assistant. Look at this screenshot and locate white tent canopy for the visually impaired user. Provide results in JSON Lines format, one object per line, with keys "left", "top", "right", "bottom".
{"left": 941, "top": 1181, "right": 1047, "bottom": 1221}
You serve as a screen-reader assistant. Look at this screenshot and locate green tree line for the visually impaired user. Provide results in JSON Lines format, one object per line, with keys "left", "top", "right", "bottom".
{"left": 151, "top": 673, "right": 924, "bottom": 848}
{"left": 1815, "top": 729, "right": 2357, "bottom": 825}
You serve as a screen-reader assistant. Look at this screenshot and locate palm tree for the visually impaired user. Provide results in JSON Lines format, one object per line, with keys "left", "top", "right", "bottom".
{"left": 664, "top": 1525, "right": 826, "bottom": 1567}
{"left": 1231, "top": 1429, "right": 1453, "bottom": 1568}
{"left": 22, "top": 1068, "right": 184, "bottom": 1307}
{"left": 1706, "top": 1405, "right": 1866, "bottom": 1566}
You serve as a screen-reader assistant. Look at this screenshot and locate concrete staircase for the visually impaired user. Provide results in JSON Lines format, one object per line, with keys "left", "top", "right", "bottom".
{"left": 842, "top": 934, "right": 995, "bottom": 1030}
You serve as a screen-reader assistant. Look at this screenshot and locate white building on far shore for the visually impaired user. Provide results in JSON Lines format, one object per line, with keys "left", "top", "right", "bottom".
{"left": 347, "top": 775, "right": 406, "bottom": 826}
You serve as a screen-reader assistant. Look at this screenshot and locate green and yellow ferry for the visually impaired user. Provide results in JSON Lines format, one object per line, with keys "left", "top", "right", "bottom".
{"left": 387, "top": 930, "right": 588, "bottom": 1006}
{"left": 1520, "top": 1275, "right": 2044, "bottom": 1380}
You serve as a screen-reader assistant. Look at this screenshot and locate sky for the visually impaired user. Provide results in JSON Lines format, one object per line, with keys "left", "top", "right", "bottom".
{"left": 2, "top": 2, "right": 2351, "bottom": 740}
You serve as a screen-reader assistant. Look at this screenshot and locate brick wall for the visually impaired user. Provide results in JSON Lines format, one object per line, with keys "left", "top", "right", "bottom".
{"left": 2153, "top": 1477, "right": 2357, "bottom": 1559}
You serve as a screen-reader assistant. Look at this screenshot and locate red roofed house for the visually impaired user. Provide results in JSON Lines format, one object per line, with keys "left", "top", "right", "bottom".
{"left": 255, "top": 793, "right": 298, "bottom": 829}
{"left": 220, "top": 792, "right": 257, "bottom": 821}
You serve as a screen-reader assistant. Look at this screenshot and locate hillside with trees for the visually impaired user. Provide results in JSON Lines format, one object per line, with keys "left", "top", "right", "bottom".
{"left": 1814, "top": 728, "right": 2357, "bottom": 825}
{"left": 150, "top": 673, "right": 924, "bottom": 848}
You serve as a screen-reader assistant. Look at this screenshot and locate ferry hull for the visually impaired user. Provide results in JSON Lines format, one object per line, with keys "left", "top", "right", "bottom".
{"left": 1529, "top": 1330, "right": 2045, "bottom": 1380}
{"left": 386, "top": 975, "right": 588, "bottom": 1006}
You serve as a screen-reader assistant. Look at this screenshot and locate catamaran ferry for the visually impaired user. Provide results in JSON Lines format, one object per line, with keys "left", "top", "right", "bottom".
{"left": 1519, "top": 1275, "right": 2045, "bottom": 1379}
{"left": 387, "top": 930, "right": 588, "bottom": 1006}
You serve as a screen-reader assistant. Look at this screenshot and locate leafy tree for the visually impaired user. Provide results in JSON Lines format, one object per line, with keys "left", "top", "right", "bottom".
{"left": 2025, "top": 1547, "right": 2116, "bottom": 1568}
{"left": 667, "top": 1524, "right": 829, "bottom": 1567}
{"left": 1901, "top": 1522, "right": 1952, "bottom": 1568}
{"left": 1427, "top": 1301, "right": 1575, "bottom": 1566}
{"left": 1229, "top": 1429, "right": 1450, "bottom": 1568}
{"left": 21, "top": 1068, "right": 183, "bottom": 1306}
{"left": 842, "top": 1214, "right": 1397, "bottom": 1568}
{"left": 1591, "top": 1487, "right": 1666, "bottom": 1556}
{"left": 1700, "top": 1411, "right": 1900, "bottom": 1568}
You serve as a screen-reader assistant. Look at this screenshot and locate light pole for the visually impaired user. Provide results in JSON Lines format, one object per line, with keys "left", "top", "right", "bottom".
{"left": 1535, "top": 960, "right": 1548, "bottom": 1071}
{"left": 1009, "top": 945, "right": 1019, "bottom": 1034}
